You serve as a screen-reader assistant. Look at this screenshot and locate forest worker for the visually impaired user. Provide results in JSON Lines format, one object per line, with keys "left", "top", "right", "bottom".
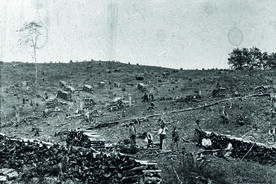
{"left": 158, "top": 121, "right": 168, "bottom": 150}
{"left": 143, "top": 132, "right": 153, "bottom": 148}
{"left": 129, "top": 121, "right": 137, "bottom": 150}
{"left": 171, "top": 125, "right": 179, "bottom": 152}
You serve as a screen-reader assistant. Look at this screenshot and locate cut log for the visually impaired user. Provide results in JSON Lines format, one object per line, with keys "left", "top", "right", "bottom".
{"left": 144, "top": 176, "right": 162, "bottom": 182}
{"left": 142, "top": 170, "right": 162, "bottom": 173}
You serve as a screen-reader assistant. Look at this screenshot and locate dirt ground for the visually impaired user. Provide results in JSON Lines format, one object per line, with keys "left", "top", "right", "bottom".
{"left": 0, "top": 61, "right": 276, "bottom": 183}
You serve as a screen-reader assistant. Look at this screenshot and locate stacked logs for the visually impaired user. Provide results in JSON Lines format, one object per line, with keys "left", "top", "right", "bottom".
{"left": 0, "top": 133, "right": 161, "bottom": 183}
{"left": 195, "top": 129, "right": 276, "bottom": 165}
{"left": 66, "top": 130, "right": 105, "bottom": 150}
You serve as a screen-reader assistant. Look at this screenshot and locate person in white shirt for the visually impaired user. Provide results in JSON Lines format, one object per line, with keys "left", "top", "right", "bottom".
{"left": 158, "top": 122, "right": 168, "bottom": 150}
{"left": 143, "top": 132, "right": 153, "bottom": 148}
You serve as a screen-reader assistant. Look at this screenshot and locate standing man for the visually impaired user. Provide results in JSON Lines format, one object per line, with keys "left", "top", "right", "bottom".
{"left": 129, "top": 122, "right": 137, "bottom": 150}
{"left": 171, "top": 126, "right": 179, "bottom": 152}
{"left": 158, "top": 121, "right": 168, "bottom": 150}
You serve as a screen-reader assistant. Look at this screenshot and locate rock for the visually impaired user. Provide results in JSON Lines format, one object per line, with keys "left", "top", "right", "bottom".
{"left": 0, "top": 176, "right": 7, "bottom": 182}
{"left": 7, "top": 170, "right": 19, "bottom": 180}
{"left": 0, "top": 168, "right": 19, "bottom": 181}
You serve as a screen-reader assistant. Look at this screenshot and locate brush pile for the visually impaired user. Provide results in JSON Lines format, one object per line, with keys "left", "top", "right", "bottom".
{"left": 195, "top": 129, "right": 276, "bottom": 165}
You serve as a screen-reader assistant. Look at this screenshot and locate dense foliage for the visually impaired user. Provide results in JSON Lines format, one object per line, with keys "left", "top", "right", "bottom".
{"left": 228, "top": 47, "right": 276, "bottom": 70}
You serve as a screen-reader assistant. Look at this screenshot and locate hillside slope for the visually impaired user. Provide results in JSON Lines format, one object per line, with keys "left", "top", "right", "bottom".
{"left": 1, "top": 61, "right": 276, "bottom": 183}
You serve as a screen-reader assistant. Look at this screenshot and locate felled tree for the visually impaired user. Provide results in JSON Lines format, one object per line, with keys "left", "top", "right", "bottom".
{"left": 18, "top": 21, "right": 46, "bottom": 95}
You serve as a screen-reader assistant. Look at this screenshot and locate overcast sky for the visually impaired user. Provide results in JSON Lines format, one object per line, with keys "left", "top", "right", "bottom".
{"left": 1, "top": 0, "right": 276, "bottom": 69}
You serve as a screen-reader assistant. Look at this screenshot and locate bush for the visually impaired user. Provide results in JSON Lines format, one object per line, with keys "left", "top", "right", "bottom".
{"left": 228, "top": 47, "right": 276, "bottom": 70}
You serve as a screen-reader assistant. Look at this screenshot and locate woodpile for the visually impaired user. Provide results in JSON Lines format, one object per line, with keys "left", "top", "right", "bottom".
{"left": 195, "top": 129, "right": 276, "bottom": 165}
{"left": 66, "top": 130, "right": 105, "bottom": 150}
{"left": 0, "top": 133, "right": 161, "bottom": 183}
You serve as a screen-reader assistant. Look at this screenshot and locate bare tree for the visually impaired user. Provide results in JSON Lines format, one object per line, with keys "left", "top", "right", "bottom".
{"left": 18, "top": 21, "right": 47, "bottom": 96}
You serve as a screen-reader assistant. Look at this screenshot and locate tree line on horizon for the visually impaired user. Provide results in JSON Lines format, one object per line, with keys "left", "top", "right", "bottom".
{"left": 228, "top": 47, "right": 276, "bottom": 70}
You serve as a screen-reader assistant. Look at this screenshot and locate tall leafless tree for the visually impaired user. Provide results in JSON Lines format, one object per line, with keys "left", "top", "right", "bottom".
{"left": 18, "top": 21, "right": 47, "bottom": 96}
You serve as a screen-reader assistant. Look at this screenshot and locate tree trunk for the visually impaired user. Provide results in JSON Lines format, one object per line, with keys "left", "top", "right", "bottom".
{"left": 33, "top": 46, "right": 37, "bottom": 104}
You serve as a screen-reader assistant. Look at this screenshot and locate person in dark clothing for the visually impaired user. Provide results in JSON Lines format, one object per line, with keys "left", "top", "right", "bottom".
{"left": 172, "top": 126, "right": 179, "bottom": 152}
{"left": 143, "top": 93, "right": 149, "bottom": 102}
{"left": 129, "top": 122, "right": 136, "bottom": 150}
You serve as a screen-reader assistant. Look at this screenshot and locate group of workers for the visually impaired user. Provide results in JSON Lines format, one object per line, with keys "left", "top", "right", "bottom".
{"left": 128, "top": 120, "right": 179, "bottom": 152}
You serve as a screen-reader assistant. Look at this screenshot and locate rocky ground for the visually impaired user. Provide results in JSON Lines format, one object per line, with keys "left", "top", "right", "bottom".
{"left": 0, "top": 61, "right": 276, "bottom": 183}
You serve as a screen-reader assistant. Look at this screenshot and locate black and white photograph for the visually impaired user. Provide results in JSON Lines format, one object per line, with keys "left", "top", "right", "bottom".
{"left": 0, "top": 0, "right": 276, "bottom": 183}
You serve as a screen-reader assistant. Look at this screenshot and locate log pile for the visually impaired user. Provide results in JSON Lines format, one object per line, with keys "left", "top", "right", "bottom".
{"left": 137, "top": 161, "right": 162, "bottom": 184}
{"left": 195, "top": 129, "right": 276, "bottom": 165}
{"left": 66, "top": 130, "right": 105, "bottom": 150}
{"left": 0, "top": 133, "right": 161, "bottom": 183}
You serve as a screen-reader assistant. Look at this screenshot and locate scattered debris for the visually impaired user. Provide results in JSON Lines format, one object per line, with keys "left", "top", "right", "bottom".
{"left": 137, "top": 83, "right": 147, "bottom": 92}
{"left": 255, "top": 85, "right": 267, "bottom": 93}
{"left": 136, "top": 75, "right": 144, "bottom": 81}
{"left": 83, "top": 97, "right": 96, "bottom": 109}
{"left": 212, "top": 87, "right": 227, "bottom": 98}
{"left": 45, "top": 97, "right": 59, "bottom": 108}
{"left": 107, "top": 97, "right": 127, "bottom": 112}
{"left": 63, "top": 85, "right": 75, "bottom": 93}
{"left": 113, "top": 82, "right": 120, "bottom": 88}
{"left": 99, "top": 81, "right": 105, "bottom": 88}
{"left": 59, "top": 80, "right": 67, "bottom": 88}
{"left": 88, "top": 121, "right": 120, "bottom": 129}
{"left": 57, "top": 90, "right": 72, "bottom": 101}
{"left": 83, "top": 84, "right": 93, "bottom": 93}
{"left": 0, "top": 168, "right": 18, "bottom": 181}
